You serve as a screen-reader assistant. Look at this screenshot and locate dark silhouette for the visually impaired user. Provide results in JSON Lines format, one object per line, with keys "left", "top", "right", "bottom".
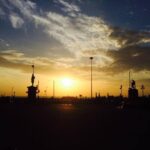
{"left": 141, "top": 84, "right": 145, "bottom": 97}
{"left": 128, "top": 71, "right": 139, "bottom": 99}
{"left": 0, "top": 96, "right": 150, "bottom": 150}
{"left": 128, "top": 80, "right": 139, "bottom": 99}
{"left": 120, "top": 84, "right": 123, "bottom": 96}
{"left": 131, "top": 80, "right": 136, "bottom": 89}
{"left": 89, "top": 57, "right": 93, "bottom": 99}
{"left": 26, "top": 65, "right": 39, "bottom": 101}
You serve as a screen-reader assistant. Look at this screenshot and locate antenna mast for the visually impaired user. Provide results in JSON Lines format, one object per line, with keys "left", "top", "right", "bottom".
{"left": 53, "top": 80, "right": 55, "bottom": 98}
{"left": 129, "top": 71, "right": 131, "bottom": 88}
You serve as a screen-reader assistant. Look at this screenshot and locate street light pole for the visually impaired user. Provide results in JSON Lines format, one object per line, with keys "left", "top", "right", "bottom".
{"left": 53, "top": 80, "right": 55, "bottom": 98}
{"left": 90, "top": 57, "right": 93, "bottom": 99}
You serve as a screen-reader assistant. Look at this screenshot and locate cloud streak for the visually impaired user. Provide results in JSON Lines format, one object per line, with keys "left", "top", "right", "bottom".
{"left": 54, "top": 0, "right": 80, "bottom": 16}
{"left": 0, "top": 50, "right": 75, "bottom": 75}
{"left": 0, "top": 0, "right": 119, "bottom": 54}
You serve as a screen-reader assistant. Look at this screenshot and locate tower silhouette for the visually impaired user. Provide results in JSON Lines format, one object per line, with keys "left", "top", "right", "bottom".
{"left": 128, "top": 71, "right": 138, "bottom": 99}
{"left": 27, "top": 65, "right": 39, "bottom": 101}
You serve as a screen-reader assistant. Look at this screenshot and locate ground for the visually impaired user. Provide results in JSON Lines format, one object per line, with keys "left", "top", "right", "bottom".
{"left": 0, "top": 103, "right": 150, "bottom": 150}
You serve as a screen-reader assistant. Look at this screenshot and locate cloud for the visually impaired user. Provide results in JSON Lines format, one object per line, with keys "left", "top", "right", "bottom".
{"left": 110, "top": 27, "right": 150, "bottom": 47}
{"left": 0, "top": 7, "right": 5, "bottom": 16}
{"left": 9, "top": 13, "right": 24, "bottom": 28}
{"left": 1, "top": 0, "right": 119, "bottom": 54}
{"left": 0, "top": 50, "right": 53, "bottom": 66}
{"left": 54, "top": 0, "right": 80, "bottom": 15}
{"left": 0, "top": 0, "right": 117, "bottom": 70}
{"left": 98, "top": 27, "right": 150, "bottom": 74}
{"left": 0, "top": 55, "right": 30, "bottom": 72}
{"left": 1, "top": 0, "right": 150, "bottom": 78}
{"left": 101, "top": 45, "right": 150, "bottom": 74}
{"left": 0, "top": 0, "right": 37, "bottom": 29}
{"left": 33, "top": 12, "right": 119, "bottom": 58}
{"left": 0, "top": 39, "right": 10, "bottom": 49}
{"left": 1, "top": 0, "right": 37, "bottom": 19}
{"left": 0, "top": 50, "right": 74, "bottom": 75}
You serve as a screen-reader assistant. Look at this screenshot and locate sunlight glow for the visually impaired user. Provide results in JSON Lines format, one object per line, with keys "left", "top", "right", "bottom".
{"left": 61, "top": 78, "right": 73, "bottom": 88}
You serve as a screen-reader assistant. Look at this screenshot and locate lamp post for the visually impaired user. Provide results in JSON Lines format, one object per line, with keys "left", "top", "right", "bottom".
{"left": 89, "top": 57, "right": 93, "bottom": 99}
{"left": 53, "top": 80, "right": 55, "bottom": 98}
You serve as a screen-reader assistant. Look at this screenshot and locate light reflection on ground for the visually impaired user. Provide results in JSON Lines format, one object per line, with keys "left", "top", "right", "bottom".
{"left": 58, "top": 104, "right": 74, "bottom": 111}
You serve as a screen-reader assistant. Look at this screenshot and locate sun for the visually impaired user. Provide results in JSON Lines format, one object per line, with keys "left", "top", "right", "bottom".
{"left": 62, "top": 78, "right": 73, "bottom": 88}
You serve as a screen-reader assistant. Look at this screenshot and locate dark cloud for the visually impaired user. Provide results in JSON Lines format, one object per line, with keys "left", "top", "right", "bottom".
{"left": 110, "top": 27, "right": 150, "bottom": 46}
{"left": 98, "top": 27, "right": 150, "bottom": 74}
{"left": 102, "top": 45, "right": 150, "bottom": 74}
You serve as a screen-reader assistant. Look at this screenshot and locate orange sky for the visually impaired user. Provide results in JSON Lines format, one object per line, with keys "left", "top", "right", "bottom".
{"left": 0, "top": 66, "right": 150, "bottom": 97}
{"left": 0, "top": 1, "right": 150, "bottom": 97}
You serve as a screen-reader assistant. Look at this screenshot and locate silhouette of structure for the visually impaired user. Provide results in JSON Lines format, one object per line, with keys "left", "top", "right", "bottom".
{"left": 90, "top": 57, "right": 93, "bottom": 99}
{"left": 53, "top": 80, "right": 55, "bottom": 98}
{"left": 27, "top": 65, "right": 39, "bottom": 101}
{"left": 44, "top": 87, "right": 47, "bottom": 97}
{"left": 120, "top": 85, "right": 123, "bottom": 96}
{"left": 141, "top": 84, "right": 145, "bottom": 97}
{"left": 128, "top": 71, "right": 138, "bottom": 99}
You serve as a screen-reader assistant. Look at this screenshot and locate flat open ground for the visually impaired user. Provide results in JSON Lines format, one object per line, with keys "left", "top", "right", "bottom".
{"left": 0, "top": 103, "right": 150, "bottom": 150}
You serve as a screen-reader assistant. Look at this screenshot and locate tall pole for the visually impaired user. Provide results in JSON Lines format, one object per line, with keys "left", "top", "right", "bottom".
{"left": 129, "top": 71, "right": 130, "bottom": 88}
{"left": 141, "top": 85, "right": 145, "bottom": 97}
{"left": 90, "top": 57, "right": 93, "bottom": 99}
{"left": 120, "top": 85, "right": 122, "bottom": 96}
{"left": 32, "top": 64, "right": 34, "bottom": 74}
{"left": 37, "top": 80, "right": 39, "bottom": 98}
{"left": 53, "top": 80, "right": 55, "bottom": 98}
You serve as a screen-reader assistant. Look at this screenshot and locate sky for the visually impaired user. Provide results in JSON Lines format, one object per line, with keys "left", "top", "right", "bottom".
{"left": 0, "top": 0, "right": 150, "bottom": 97}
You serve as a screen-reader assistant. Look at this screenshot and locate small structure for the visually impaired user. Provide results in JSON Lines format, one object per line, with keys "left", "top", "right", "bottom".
{"left": 141, "top": 84, "right": 145, "bottom": 97}
{"left": 120, "top": 84, "right": 123, "bottom": 97}
{"left": 128, "top": 80, "right": 138, "bottom": 99}
{"left": 128, "top": 71, "right": 138, "bottom": 99}
{"left": 27, "top": 65, "right": 39, "bottom": 101}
